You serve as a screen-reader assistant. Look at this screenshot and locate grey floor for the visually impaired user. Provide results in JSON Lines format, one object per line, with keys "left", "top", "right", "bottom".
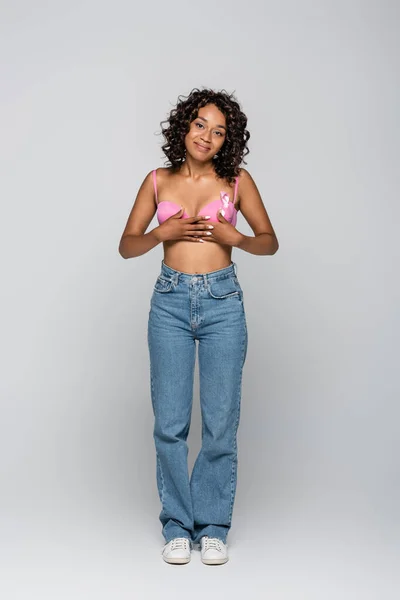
{"left": 1, "top": 505, "right": 398, "bottom": 600}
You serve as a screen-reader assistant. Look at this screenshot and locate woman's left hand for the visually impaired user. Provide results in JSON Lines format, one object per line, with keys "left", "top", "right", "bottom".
{"left": 198, "top": 210, "right": 243, "bottom": 246}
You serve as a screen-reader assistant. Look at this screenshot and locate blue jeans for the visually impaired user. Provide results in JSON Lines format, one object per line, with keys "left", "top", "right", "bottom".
{"left": 147, "top": 260, "right": 248, "bottom": 544}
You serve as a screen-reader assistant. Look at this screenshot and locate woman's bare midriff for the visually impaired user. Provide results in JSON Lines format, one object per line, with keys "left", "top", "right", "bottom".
{"left": 163, "top": 239, "right": 233, "bottom": 274}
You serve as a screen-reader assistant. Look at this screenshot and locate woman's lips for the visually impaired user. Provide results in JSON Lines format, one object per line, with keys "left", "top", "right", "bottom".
{"left": 194, "top": 142, "right": 211, "bottom": 153}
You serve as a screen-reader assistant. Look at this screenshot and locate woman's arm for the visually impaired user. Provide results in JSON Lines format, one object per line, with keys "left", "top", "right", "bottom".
{"left": 118, "top": 171, "right": 161, "bottom": 259}
{"left": 119, "top": 170, "right": 216, "bottom": 258}
{"left": 234, "top": 169, "right": 279, "bottom": 255}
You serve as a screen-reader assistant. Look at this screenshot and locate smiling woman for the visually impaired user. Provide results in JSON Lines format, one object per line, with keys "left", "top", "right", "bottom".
{"left": 118, "top": 87, "right": 279, "bottom": 566}
{"left": 159, "top": 88, "right": 249, "bottom": 189}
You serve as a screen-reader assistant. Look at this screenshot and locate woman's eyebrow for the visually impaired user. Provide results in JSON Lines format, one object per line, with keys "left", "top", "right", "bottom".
{"left": 196, "top": 116, "right": 226, "bottom": 131}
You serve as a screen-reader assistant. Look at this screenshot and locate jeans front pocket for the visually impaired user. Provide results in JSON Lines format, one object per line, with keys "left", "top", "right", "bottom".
{"left": 207, "top": 276, "right": 241, "bottom": 299}
{"left": 153, "top": 275, "right": 175, "bottom": 293}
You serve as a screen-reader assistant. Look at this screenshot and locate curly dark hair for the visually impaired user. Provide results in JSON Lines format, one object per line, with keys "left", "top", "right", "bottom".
{"left": 159, "top": 87, "right": 250, "bottom": 185}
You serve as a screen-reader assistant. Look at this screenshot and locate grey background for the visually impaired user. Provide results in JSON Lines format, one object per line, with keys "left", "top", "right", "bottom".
{"left": 1, "top": 0, "right": 399, "bottom": 598}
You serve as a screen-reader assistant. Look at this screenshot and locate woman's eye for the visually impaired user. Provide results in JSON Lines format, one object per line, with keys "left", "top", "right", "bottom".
{"left": 195, "top": 122, "right": 223, "bottom": 136}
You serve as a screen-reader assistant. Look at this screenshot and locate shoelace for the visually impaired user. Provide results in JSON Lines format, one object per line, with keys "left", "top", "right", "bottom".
{"left": 203, "top": 537, "right": 223, "bottom": 551}
{"left": 164, "top": 537, "right": 190, "bottom": 551}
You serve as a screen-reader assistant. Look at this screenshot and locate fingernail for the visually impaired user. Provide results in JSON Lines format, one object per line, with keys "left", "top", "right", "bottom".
{"left": 206, "top": 232, "right": 212, "bottom": 236}
{"left": 204, "top": 216, "right": 210, "bottom": 219}
{"left": 208, "top": 225, "right": 214, "bottom": 229}
{"left": 198, "top": 239, "right": 204, "bottom": 243}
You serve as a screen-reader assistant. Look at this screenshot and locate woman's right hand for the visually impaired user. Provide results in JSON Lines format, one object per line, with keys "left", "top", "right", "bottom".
{"left": 155, "top": 208, "right": 214, "bottom": 243}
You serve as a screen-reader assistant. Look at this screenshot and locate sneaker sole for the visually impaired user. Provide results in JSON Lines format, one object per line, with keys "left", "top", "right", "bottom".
{"left": 201, "top": 556, "right": 229, "bottom": 565}
{"left": 163, "top": 555, "right": 191, "bottom": 564}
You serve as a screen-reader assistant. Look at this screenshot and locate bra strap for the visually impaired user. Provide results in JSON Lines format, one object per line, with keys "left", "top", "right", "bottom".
{"left": 152, "top": 169, "right": 158, "bottom": 204}
{"left": 233, "top": 174, "right": 239, "bottom": 204}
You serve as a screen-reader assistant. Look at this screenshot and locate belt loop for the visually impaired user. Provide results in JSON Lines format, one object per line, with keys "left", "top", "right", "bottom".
{"left": 202, "top": 273, "right": 208, "bottom": 288}
{"left": 233, "top": 261, "right": 237, "bottom": 276}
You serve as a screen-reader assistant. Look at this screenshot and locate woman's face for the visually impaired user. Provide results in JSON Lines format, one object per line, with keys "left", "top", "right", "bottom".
{"left": 184, "top": 103, "right": 227, "bottom": 161}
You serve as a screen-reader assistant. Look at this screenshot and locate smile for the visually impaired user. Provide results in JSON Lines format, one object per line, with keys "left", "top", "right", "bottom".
{"left": 194, "top": 142, "right": 211, "bottom": 152}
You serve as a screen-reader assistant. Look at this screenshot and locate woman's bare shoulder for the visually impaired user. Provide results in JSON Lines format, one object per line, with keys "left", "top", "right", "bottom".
{"left": 154, "top": 166, "right": 173, "bottom": 179}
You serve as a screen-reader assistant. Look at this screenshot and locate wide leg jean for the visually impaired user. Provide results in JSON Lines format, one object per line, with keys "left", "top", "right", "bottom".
{"left": 147, "top": 260, "right": 248, "bottom": 544}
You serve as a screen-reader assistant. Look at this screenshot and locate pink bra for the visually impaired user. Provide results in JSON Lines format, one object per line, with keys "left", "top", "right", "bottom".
{"left": 152, "top": 169, "right": 239, "bottom": 227}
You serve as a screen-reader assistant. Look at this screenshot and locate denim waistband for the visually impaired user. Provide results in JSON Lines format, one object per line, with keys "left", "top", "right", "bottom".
{"left": 160, "top": 260, "right": 238, "bottom": 283}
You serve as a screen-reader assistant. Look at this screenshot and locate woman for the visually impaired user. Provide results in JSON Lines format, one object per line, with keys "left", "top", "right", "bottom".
{"left": 119, "top": 88, "right": 279, "bottom": 565}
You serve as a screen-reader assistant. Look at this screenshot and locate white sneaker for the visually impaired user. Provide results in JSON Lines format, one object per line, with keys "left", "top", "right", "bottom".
{"left": 200, "top": 536, "right": 229, "bottom": 565}
{"left": 161, "top": 537, "right": 192, "bottom": 564}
